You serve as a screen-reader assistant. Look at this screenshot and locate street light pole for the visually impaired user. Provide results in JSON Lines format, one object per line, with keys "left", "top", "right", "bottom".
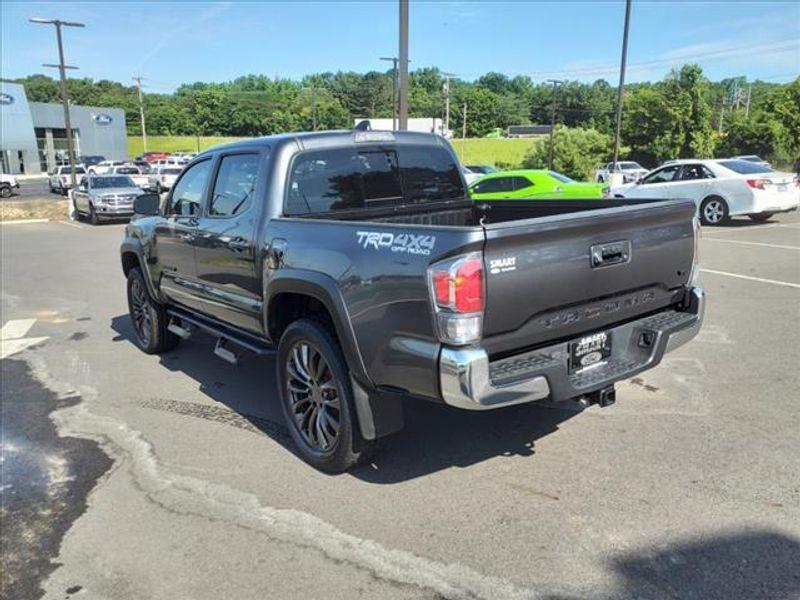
{"left": 398, "top": 0, "right": 409, "bottom": 130}
{"left": 30, "top": 18, "right": 85, "bottom": 187}
{"left": 546, "top": 79, "right": 564, "bottom": 170}
{"left": 612, "top": 0, "right": 632, "bottom": 171}
{"left": 380, "top": 56, "right": 399, "bottom": 129}
{"left": 442, "top": 72, "right": 456, "bottom": 138}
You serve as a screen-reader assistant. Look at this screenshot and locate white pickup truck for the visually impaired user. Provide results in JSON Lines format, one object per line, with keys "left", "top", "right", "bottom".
{"left": 596, "top": 161, "right": 648, "bottom": 184}
{"left": 0, "top": 173, "right": 19, "bottom": 198}
{"left": 109, "top": 165, "right": 150, "bottom": 190}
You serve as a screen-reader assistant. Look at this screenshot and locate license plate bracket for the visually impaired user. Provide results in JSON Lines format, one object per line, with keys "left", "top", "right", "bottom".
{"left": 569, "top": 332, "right": 612, "bottom": 372}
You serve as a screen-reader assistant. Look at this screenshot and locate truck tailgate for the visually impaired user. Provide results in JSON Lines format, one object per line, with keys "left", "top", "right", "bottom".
{"left": 480, "top": 199, "right": 696, "bottom": 356}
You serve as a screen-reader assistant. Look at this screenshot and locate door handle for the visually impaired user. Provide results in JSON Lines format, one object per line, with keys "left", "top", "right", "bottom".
{"left": 227, "top": 238, "right": 250, "bottom": 252}
{"left": 267, "top": 238, "right": 287, "bottom": 268}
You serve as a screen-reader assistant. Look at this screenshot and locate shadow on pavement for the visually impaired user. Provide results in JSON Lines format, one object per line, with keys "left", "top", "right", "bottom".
{"left": 110, "top": 315, "right": 580, "bottom": 482}
{"left": 596, "top": 530, "right": 800, "bottom": 600}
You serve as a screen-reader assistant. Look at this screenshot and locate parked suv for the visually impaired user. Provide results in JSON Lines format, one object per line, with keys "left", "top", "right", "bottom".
{"left": 121, "top": 130, "right": 704, "bottom": 472}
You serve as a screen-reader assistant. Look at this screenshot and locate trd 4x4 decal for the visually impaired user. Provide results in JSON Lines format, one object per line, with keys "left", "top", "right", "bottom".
{"left": 356, "top": 231, "right": 436, "bottom": 256}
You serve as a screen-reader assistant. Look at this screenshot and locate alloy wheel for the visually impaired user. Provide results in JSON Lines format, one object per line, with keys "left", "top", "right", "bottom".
{"left": 285, "top": 341, "right": 341, "bottom": 454}
{"left": 130, "top": 278, "right": 152, "bottom": 346}
{"left": 703, "top": 200, "right": 724, "bottom": 224}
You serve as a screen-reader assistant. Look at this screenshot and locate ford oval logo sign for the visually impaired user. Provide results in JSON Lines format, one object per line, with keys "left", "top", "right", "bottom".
{"left": 92, "top": 113, "right": 113, "bottom": 125}
{"left": 0, "top": 93, "right": 14, "bottom": 105}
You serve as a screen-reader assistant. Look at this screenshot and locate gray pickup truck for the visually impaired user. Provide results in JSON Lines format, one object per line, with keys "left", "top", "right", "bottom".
{"left": 120, "top": 130, "right": 704, "bottom": 472}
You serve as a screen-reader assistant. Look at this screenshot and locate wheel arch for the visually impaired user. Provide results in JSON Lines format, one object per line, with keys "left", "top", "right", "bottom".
{"left": 120, "top": 240, "right": 160, "bottom": 301}
{"left": 265, "top": 271, "right": 372, "bottom": 388}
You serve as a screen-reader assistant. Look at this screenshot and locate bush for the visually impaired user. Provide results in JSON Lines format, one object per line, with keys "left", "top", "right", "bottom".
{"left": 522, "top": 127, "right": 618, "bottom": 181}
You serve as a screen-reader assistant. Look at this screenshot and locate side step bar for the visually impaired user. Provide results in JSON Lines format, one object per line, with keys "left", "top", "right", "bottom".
{"left": 166, "top": 307, "right": 276, "bottom": 358}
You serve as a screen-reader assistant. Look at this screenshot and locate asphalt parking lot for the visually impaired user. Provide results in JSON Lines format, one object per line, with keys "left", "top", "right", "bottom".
{"left": 1, "top": 215, "right": 799, "bottom": 599}
{"left": 3, "top": 177, "right": 53, "bottom": 203}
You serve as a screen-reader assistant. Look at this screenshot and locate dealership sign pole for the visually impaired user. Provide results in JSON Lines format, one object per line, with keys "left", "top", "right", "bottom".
{"left": 30, "top": 18, "right": 85, "bottom": 188}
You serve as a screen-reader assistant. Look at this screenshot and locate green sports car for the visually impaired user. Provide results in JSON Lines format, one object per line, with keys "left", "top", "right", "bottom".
{"left": 468, "top": 169, "right": 608, "bottom": 200}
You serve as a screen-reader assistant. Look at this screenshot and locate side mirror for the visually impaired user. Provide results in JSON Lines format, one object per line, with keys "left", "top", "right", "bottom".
{"left": 134, "top": 193, "right": 161, "bottom": 216}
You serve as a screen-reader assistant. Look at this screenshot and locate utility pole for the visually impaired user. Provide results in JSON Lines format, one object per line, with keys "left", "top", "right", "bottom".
{"left": 132, "top": 73, "right": 147, "bottom": 153}
{"left": 311, "top": 85, "right": 318, "bottom": 131}
{"left": 546, "top": 79, "right": 564, "bottom": 170}
{"left": 30, "top": 17, "right": 85, "bottom": 186}
{"left": 380, "top": 56, "right": 399, "bottom": 129}
{"left": 462, "top": 103, "right": 467, "bottom": 139}
{"left": 442, "top": 72, "right": 456, "bottom": 138}
{"left": 398, "top": 0, "right": 409, "bottom": 130}
{"left": 745, "top": 83, "right": 752, "bottom": 117}
{"left": 612, "top": 0, "right": 632, "bottom": 171}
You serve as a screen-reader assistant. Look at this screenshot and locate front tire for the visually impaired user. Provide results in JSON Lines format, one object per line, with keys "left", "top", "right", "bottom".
{"left": 0, "top": 186, "right": 11, "bottom": 198}
{"left": 699, "top": 196, "right": 729, "bottom": 226}
{"left": 126, "top": 267, "right": 180, "bottom": 354}
{"left": 277, "top": 319, "right": 373, "bottom": 473}
{"left": 748, "top": 213, "right": 774, "bottom": 222}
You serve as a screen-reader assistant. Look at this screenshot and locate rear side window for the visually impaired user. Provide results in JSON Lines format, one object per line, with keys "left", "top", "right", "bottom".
{"left": 209, "top": 154, "right": 259, "bottom": 217}
{"left": 512, "top": 176, "right": 533, "bottom": 190}
{"left": 718, "top": 160, "right": 772, "bottom": 174}
{"left": 471, "top": 177, "right": 513, "bottom": 194}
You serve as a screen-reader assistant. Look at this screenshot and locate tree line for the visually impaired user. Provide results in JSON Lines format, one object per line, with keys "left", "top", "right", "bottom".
{"left": 9, "top": 66, "right": 799, "bottom": 169}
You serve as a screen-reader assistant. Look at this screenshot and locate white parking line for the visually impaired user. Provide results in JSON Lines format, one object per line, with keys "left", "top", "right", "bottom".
{"left": 703, "top": 223, "right": 800, "bottom": 235}
{"left": 703, "top": 238, "right": 800, "bottom": 251}
{"left": 0, "top": 318, "right": 49, "bottom": 359}
{"left": 0, "top": 318, "right": 36, "bottom": 339}
{"left": 700, "top": 268, "right": 800, "bottom": 289}
{"left": 0, "top": 219, "right": 50, "bottom": 225}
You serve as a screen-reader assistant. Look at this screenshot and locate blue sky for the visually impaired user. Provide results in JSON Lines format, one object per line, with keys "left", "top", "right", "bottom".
{"left": 2, "top": 1, "right": 798, "bottom": 92}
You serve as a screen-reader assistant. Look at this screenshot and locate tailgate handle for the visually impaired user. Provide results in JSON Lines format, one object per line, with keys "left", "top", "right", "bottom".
{"left": 591, "top": 240, "right": 631, "bottom": 268}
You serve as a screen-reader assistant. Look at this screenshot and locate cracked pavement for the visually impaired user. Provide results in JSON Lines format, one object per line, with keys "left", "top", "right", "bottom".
{"left": 1, "top": 218, "right": 799, "bottom": 599}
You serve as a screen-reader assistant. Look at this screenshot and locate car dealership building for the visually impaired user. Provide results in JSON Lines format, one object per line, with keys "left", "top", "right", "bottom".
{"left": 0, "top": 82, "right": 127, "bottom": 175}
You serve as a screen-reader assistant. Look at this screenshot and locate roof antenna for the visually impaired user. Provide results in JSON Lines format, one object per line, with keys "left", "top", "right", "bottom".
{"left": 354, "top": 119, "right": 372, "bottom": 132}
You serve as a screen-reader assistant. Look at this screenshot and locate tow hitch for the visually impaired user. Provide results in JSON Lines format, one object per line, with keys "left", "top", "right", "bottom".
{"left": 576, "top": 384, "right": 616, "bottom": 408}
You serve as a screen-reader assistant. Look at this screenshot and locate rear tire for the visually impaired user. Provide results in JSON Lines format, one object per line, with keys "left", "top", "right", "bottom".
{"left": 699, "top": 196, "right": 729, "bottom": 226}
{"left": 126, "top": 267, "right": 180, "bottom": 354}
{"left": 277, "top": 319, "right": 373, "bottom": 473}
{"left": 748, "top": 213, "right": 774, "bottom": 222}
{"left": 0, "top": 186, "right": 11, "bottom": 198}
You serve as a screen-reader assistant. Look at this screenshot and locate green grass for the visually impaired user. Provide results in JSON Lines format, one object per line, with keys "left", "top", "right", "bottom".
{"left": 128, "top": 135, "right": 535, "bottom": 168}
{"left": 127, "top": 136, "right": 245, "bottom": 157}
{"left": 451, "top": 138, "right": 536, "bottom": 168}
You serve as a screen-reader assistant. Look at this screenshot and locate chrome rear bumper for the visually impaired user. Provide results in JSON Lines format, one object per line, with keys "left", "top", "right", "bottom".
{"left": 439, "top": 286, "right": 705, "bottom": 410}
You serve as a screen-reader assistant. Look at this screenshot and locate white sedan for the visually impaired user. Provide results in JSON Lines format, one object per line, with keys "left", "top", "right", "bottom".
{"left": 612, "top": 159, "right": 800, "bottom": 225}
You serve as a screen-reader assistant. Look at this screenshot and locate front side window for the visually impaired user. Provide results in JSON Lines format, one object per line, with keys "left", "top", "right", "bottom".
{"left": 209, "top": 154, "right": 260, "bottom": 217}
{"left": 169, "top": 160, "right": 211, "bottom": 216}
{"left": 642, "top": 165, "right": 681, "bottom": 184}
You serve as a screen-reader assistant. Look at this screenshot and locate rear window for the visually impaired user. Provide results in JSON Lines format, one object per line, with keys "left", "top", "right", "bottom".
{"left": 718, "top": 160, "right": 772, "bottom": 174}
{"left": 163, "top": 168, "right": 183, "bottom": 175}
{"left": 285, "top": 145, "right": 464, "bottom": 215}
{"left": 116, "top": 167, "right": 139, "bottom": 174}
{"left": 549, "top": 171, "right": 574, "bottom": 183}
{"left": 60, "top": 167, "right": 86, "bottom": 174}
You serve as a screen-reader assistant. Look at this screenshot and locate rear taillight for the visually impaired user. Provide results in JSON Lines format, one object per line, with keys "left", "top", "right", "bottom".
{"left": 427, "top": 252, "right": 484, "bottom": 345}
{"left": 746, "top": 179, "right": 768, "bottom": 190}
